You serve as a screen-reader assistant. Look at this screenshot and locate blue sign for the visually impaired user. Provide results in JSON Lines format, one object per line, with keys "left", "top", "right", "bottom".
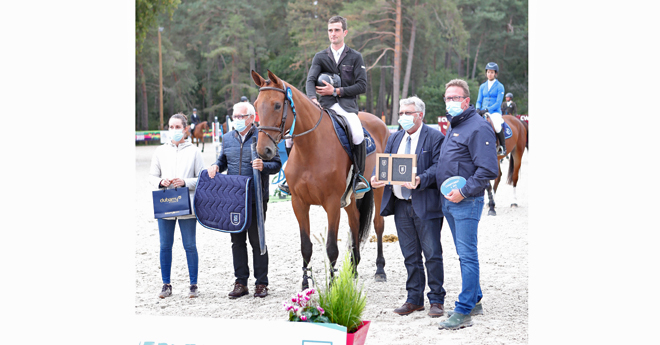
{"left": 441, "top": 176, "right": 466, "bottom": 196}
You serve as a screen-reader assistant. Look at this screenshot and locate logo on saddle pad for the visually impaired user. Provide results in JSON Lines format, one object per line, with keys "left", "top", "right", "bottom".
{"left": 399, "top": 165, "right": 406, "bottom": 174}
{"left": 231, "top": 212, "right": 241, "bottom": 225}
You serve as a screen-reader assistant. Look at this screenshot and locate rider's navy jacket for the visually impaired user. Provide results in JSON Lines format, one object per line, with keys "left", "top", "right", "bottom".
{"left": 436, "top": 105, "right": 499, "bottom": 198}
{"left": 476, "top": 79, "right": 505, "bottom": 114}
{"left": 306, "top": 45, "right": 367, "bottom": 114}
{"left": 214, "top": 126, "right": 282, "bottom": 203}
{"left": 380, "top": 124, "right": 444, "bottom": 220}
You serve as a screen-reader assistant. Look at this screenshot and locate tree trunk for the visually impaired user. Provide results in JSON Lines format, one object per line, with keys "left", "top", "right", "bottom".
{"left": 466, "top": 41, "right": 470, "bottom": 77}
{"left": 471, "top": 32, "right": 485, "bottom": 80}
{"left": 377, "top": 60, "right": 387, "bottom": 122}
{"left": 139, "top": 63, "right": 149, "bottom": 130}
{"left": 391, "top": 0, "right": 402, "bottom": 125}
{"left": 401, "top": 15, "right": 416, "bottom": 100}
{"left": 365, "top": 56, "right": 373, "bottom": 114}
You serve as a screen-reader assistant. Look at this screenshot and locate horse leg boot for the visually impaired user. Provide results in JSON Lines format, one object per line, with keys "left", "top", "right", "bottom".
{"left": 278, "top": 145, "right": 293, "bottom": 195}
{"left": 352, "top": 140, "right": 369, "bottom": 198}
{"left": 496, "top": 129, "right": 507, "bottom": 156}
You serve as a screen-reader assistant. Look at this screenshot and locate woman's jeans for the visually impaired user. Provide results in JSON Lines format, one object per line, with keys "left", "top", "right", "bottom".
{"left": 158, "top": 217, "right": 198, "bottom": 285}
{"left": 442, "top": 195, "right": 484, "bottom": 315}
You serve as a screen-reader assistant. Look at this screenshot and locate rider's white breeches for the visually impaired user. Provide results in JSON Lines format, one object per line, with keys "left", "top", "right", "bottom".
{"left": 489, "top": 112, "right": 504, "bottom": 133}
{"left": 330, "top": 103, "right": 364, "bottom": 145}
{"left": 285, "top": 137, "right": 293, "bottom": 148}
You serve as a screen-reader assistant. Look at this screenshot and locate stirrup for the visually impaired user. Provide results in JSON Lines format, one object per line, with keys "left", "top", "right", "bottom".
{"left": 497, "top": 146, "right": 506, "bottom": 156}
{"left": 278, "top": 183, "right": 290, "bottom": 195}
{"left": 354, "top": 175, "right": 371, "bottom": 198}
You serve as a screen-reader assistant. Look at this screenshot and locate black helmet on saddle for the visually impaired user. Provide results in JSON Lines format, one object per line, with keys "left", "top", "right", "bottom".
{"left": 506, "top": 92, "right": 513, "bottom": 98}
{"left": 485, "top": 62, "right": 499, "bottom": 73}
{"left": 316, "top": 73, "right": 342, "bottom": 88}
{"left": 240, "top": 96, "right": 248, "bottom": 102}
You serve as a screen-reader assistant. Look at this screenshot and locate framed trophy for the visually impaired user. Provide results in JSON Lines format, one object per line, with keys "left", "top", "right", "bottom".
{"left": 375, "top": 153, "right": 417, "bottom": 185}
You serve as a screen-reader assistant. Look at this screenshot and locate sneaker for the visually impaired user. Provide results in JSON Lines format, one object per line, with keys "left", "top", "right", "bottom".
{"left": 446, "top": 301, "right": 483, "bottom": 317}
{"left": 188, "top": 284, "right": 198, "bottom": 298}
{"left": 228, "top": 282, "right": 249, "bottom": 299}
{"left": 438, "top": 312, "right": 473, "bottom": 330}
{"left": 158, "top": 284, "right": 172, "bottom": 299}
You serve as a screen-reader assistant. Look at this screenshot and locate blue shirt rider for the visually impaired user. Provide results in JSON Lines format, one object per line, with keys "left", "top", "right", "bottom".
{"left": 475, "top": 62, "right": 506, "bottom": 155}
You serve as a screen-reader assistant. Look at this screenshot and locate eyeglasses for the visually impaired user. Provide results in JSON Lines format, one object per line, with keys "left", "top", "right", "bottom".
{"left": 232, "top": 114, "right": 251, "bottom": 120}
{"left": 398, "top": 111, "right": 419, "bottom": 116}
{"left": 444, "top": 96, "right": 466, "bottom": 102}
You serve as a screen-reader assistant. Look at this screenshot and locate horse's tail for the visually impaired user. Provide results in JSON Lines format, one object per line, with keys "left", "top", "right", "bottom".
{"left": 507, "top": 148, "right": 515, "bottom": 185}
{"left": 521, "top": 118, "right": 528, "bottom": 150}
{"left": 356, "top": 188, "right": 374, "bottom": 245}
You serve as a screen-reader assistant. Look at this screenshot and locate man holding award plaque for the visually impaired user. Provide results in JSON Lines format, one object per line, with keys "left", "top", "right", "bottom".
{"left": 371, "top": 96, "right": 446, "bottom": 318}
{"left": 436, "top": 79, "right": 499, "bottom": 330}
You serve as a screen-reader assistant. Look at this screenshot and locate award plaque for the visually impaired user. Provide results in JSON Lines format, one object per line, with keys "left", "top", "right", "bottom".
{"left": 375, "top": 153, "right": 417, "bottom": 185}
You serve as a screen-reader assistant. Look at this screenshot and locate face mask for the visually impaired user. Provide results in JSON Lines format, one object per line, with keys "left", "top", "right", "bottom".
{"left": 446, "top": 101, "right": 464, "bottom": 117}
{"left": 170, "top": 129, "right": 184, "bottom": 142}
{"left": 234, "top": 119, "right": 247, "bottom": 132}
{"left": 397, "top": 114, "right": 416, "bottom": 131}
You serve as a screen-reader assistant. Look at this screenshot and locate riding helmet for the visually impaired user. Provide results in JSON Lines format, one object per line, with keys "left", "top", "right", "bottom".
{"left": 240, "top": 96, "right": 248, "bottom": 102}
{"left": 505, "top": 92, "right": 513, "bottom": 98}
{"left": 485, "top": 62, "right": 499, "bottom": 73}
{"left": 316, "top": 73, "right": 342, "bottom": 88}
{"left": 193, "top": 108, "right": 197, "bottom": 111}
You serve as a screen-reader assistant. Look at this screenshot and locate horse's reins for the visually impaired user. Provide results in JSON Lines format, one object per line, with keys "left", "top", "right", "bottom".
{"left": 256, "top": 85, "right": 324, "bottom": 146}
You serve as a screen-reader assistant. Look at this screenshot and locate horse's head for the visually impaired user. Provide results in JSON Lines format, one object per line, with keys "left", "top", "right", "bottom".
{"left": 251, "top": 70, "right": 293, "bottom": 160}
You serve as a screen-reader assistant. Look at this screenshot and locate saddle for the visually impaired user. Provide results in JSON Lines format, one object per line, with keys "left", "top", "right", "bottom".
{"left": 193, "top": 170, "right": 254, "bottom": 233}
{"left": 482, "top": 112, "right": 512, "bottom": 142}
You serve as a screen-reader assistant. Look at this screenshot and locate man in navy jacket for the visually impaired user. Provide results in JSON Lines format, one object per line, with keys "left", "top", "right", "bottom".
{"left": 436, "top": 79, "right": 499, "bottom": 330}
{"left": 371, "top": 96, "right": 446, "bottom": 318}
{"left": 208, "top": 102, "right": 282, "bottom": 300}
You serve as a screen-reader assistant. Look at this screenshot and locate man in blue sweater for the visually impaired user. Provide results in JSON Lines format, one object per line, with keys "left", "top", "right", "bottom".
{"left": 436, "top": 79, "right": 499, "bottom": 330}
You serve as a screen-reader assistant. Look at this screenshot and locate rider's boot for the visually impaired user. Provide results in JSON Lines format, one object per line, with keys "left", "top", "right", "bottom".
{"left": 278, "top": 146, "right": 293, "bottom": 195}
{"left": 496, "top": 129, "right": 507, "bottom": 156}
{"left": 353, "top": 139, "right": 369, "bottom": 194}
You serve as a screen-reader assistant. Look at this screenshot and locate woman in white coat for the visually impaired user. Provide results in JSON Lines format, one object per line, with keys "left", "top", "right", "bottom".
{"left": 149, "top": 113, "right": 205, "bottom": 298}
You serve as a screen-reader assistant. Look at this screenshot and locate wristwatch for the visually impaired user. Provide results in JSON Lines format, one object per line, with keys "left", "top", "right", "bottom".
{"left": 332, "top": 88, "right": 337, "bottom": 97}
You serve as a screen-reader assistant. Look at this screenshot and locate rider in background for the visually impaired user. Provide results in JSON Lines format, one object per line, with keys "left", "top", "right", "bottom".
{"left": 189, "top": 108, "right": 200, "bottom": 138}
{"left": 501, "top": 93, "right": 517, "bottom": 116}
{"left": 476, "top": 62, "right": 506, "bottom": 155}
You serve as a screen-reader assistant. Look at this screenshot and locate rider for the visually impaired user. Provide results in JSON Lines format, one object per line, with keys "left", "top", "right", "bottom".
{"left": 190, "top": 108, "right": 200, "bottom": 137}
{"left": 279, "top": 15, "right": 369, "bottom": 195}
{"left": 501, "top": 92, "right": 518, "bottom": 116}
{"left": 476, "top": 62, "right": 506, "bottom": 155}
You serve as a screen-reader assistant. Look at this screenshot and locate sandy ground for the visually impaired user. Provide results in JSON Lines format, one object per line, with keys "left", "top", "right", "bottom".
{"left": 135, "top": 140, "right": 528, "bottom": 344}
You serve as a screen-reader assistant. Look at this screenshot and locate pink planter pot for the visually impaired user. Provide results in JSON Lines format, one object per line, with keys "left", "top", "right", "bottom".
{"left": 346, "top": 321, "right": 371, "bottom": 345}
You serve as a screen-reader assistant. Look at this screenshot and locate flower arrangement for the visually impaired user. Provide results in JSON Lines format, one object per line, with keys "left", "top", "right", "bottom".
{"left": 283, "top": 288, "right": 330, "bottom": 323}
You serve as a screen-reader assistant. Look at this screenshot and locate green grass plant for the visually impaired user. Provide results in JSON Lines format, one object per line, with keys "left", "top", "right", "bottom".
{"left": 317, "top": 251, "right": 367, "bottom": 333}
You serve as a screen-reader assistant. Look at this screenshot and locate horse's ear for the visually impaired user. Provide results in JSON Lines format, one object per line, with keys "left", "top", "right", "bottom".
{"left": 251, "top": 70, "right": 265, "bottom": 87}
{"left": 267, "top": 70, "right": 280, "bottom": 86}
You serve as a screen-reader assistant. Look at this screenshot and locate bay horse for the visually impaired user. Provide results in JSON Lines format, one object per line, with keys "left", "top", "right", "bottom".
{"left": 484, "top": 114, "right": 528, "bottom": 216}
{"left": 185, "top": 121, "right": 209, "bottom": 152}
{"left": 251, "top": 70, "right": 390, "bottom": 289}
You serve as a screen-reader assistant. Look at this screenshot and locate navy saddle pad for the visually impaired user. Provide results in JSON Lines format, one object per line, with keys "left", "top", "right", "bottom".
{"left": 193, "top": 170, "right": 253, "bottom": 233}
{"left": 326, "top": 109, "right": 376, "bottom": 159}
{"left": 503, "top": 122, "right": 512, "bottom": 139}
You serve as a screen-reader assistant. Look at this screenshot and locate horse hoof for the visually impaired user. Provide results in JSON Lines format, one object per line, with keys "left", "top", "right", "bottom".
{"left": 510, "top": 203, "right": 518, "bottom": 208}
{"left": 488, "top": 209, "right": 497, "bottom": 216}
{"left": 374, "top": 273, "right": 387, "bottom": 282}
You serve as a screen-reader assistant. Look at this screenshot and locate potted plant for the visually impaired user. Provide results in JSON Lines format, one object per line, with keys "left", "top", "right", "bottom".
{"left": 318, "top": 251, "right": 370, "bottom": 345}
{"left": 283, "top": 251, "right": 370, "bottom": 345}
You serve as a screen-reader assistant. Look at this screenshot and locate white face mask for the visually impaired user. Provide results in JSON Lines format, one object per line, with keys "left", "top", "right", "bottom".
{"left": 170, "top": 129, "right": 184, "bottom": 142}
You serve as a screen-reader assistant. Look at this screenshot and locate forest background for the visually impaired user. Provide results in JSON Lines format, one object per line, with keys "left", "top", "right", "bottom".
{"left": 136, "top": 0, "right": 527, "bottom": 130}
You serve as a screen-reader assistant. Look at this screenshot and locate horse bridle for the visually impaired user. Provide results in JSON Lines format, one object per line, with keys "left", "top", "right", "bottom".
{"left": 256, "top": 85, "right": 324, "bottom": 146}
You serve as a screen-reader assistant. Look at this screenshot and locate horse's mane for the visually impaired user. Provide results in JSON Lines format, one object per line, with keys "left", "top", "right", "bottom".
{"left": 277, "top": 79, "right": 323, "bottom": 111}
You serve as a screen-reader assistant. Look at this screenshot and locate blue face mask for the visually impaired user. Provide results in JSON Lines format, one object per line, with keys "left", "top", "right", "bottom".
{"left": 170, "top": 129, "right": 184, "bottom": 142}
{"left": 397, "top": 114, "right": 416, "bottom": 131}
{"left": 234, "top": 119, "right": 247, "bottom": 132}
{"left": 446, "top": 101, "right": 464, "bottom": 117}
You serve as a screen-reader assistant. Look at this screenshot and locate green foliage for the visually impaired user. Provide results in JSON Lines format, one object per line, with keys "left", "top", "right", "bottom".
{"left": 416, "top": 69, "right": 479, "bottom": 121}
{"left": 284, "top": 288, "right": 331, "bottom": 323}
{"left": 317, "top": 251, "right": 367, "bottom": 333}
{"left": 136, "top": 0, "right": 181, "bottom": 54}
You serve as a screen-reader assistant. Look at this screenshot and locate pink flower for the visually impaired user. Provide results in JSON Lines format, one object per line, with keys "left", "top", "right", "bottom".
{"left": 300, "top": 315, "right": 307, "bottom": 321}
{"left": 317, "top": 306, "right": 325, "bottom": 315}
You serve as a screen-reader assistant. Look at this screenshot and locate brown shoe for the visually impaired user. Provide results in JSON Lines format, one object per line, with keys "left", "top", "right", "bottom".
{"left": 393, "top": 302, "right": 425, "bottom": 316}
{"left": 228, "top": 282, "right": 249, "bottom": 299}
{"left": 428, "top": 303, "right": 444, "bottom": 318}
{"left": 254, "top": 284, "right": 269, "bottom": 298}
